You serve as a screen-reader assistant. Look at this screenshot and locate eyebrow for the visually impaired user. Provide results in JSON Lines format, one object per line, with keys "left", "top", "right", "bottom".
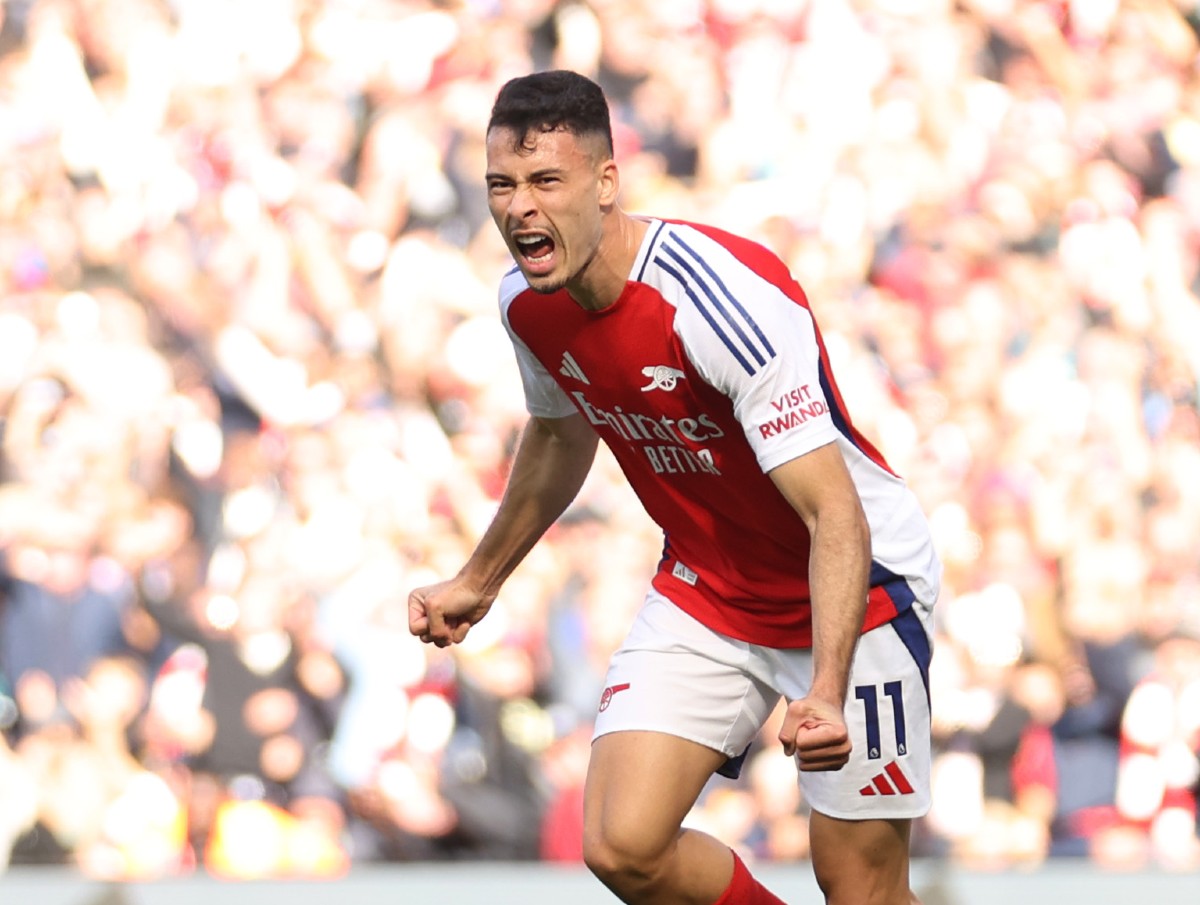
{"left": 485, "top": 166, "right": 568, "bottom": 182}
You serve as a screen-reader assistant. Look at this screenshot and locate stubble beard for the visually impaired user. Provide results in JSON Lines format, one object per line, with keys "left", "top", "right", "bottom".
{"left": 521, "top": 258, "right": 571, "bottom": 295}
{"left": 527, "top": 275, "right": 568, "bottom": 295}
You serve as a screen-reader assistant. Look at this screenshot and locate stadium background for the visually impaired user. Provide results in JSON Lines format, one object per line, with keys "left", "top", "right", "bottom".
{"left": 1, "top": 0, "right": 1199, "bottom": 900}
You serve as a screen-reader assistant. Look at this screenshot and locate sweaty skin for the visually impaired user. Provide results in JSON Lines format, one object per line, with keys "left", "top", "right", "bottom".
{"left": 484, "top": 126, "right": 645, "bottom": 309}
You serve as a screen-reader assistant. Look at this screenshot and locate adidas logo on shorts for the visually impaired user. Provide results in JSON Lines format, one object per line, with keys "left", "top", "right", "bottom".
{"left": 858, "top": 760, "right": 914, "bottom": 796}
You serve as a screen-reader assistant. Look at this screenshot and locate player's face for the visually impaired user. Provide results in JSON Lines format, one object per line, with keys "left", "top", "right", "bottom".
{"left": 485, "top": 125, "right": 617, "bottom": 296}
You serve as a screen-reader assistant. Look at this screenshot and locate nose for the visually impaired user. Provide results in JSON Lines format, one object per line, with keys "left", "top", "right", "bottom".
{"left": 507, "top": 182, "right": 537, "bottom": 220}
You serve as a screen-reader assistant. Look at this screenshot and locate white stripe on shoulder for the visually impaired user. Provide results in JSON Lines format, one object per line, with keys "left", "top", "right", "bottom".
{"left": 499, "top": 264, "right": 530, "bottom": 321}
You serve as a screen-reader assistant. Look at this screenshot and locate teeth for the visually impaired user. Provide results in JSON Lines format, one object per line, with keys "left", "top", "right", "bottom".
{"left": 516, "top": 236, "right": 542, "bottom": 245}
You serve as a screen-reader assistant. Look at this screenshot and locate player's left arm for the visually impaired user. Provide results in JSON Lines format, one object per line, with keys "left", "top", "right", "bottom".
{"left": 769, "top": 443, "right": 870, "bottom": 770}
{"left": 667, "top": 228, "right": 868, "bottom": 767}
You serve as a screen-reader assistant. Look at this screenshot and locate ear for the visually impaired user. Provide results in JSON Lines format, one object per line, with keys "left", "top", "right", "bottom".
{"left": 597, "top": 158, "right": 620, "bottom": 208}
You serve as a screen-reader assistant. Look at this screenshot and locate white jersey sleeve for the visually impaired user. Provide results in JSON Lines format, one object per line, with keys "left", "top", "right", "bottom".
{"left": 663, "top": 228, "right": 840, "bottom": 473}
{"left": 499, "top": 269, "right": 578, "bottom": 419}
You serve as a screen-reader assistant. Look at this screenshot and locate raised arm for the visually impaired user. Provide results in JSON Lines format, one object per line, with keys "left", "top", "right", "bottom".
{"left": 409, "top": 412, "right": 599, "bottom": 647}
{"left": 768, "top": 440, "right": 871, "bottom": 770}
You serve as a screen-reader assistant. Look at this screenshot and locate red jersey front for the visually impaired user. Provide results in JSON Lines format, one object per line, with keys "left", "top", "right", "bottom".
{"left": 501, "top": 219, "right": 940, "bottom": 648}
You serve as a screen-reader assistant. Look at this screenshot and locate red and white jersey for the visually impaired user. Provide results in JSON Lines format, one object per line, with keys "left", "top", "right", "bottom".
{"left": 501, "top": 218, "right": 940, "bottom": 648}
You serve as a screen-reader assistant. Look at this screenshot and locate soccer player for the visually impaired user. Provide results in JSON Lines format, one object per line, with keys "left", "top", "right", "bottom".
{"left": 409, "top": 70, "right": 941, "bottom": 905}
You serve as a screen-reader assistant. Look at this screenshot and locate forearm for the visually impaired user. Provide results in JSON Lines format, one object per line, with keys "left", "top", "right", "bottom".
{"left": 459, "top": 415, "right": 597, "bottom": 595}
{"left": 768, "top": 443, "right": 871, "bottom": 710}
{"left": 806, "top": 499, "right": 871, "bottom": 708}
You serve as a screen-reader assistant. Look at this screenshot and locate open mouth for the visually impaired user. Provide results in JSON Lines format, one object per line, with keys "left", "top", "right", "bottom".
{"left": 515, "top": 233, "right": 555, "bottom": 266}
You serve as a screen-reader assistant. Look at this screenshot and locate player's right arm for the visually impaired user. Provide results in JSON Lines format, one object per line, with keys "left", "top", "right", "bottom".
{"left": 409, "top": 412, "right": 598, "bottom": 648}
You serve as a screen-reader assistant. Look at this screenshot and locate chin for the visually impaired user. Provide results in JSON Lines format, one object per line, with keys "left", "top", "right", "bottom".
{"left": 524, "top": 271, "right": 568, "bottom": 295}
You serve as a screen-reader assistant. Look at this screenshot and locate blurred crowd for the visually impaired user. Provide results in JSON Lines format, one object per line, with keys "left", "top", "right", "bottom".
{"left": 1, "top": 0, "right": 1199, "bottom": 881}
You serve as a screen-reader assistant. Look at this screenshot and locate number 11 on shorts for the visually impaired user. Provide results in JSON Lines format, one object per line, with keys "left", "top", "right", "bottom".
{"left": 854, "top": 681, "right": 907, "bottom": 760}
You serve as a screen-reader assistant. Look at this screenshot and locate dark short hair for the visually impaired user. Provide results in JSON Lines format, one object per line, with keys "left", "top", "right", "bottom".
{"left": 487, "top": 70, "right": 614, "bottom": 157}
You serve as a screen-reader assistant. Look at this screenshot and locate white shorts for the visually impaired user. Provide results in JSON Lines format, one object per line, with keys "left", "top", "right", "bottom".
{"left": 592, "top": 589, "right": 934, "bottom": 820}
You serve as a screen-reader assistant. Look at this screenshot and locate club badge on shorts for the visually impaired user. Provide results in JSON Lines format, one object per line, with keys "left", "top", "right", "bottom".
{"left": 598, "top": 682, "right": 631, "bottom": 712}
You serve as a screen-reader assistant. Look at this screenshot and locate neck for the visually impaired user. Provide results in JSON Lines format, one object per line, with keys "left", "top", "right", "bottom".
{"left": 568, "top": 210, "right": 647, "bottom": 311}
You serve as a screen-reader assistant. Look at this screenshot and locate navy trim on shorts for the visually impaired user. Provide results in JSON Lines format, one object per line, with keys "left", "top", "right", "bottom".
{"left": 889, "top": 607, "right": 932, "bottom": 705}
{"left": 869, "top": 562, "right": 914, "bottom": 612}
{"left": 868, "top": 562, "right": 931, "bottom": 700}
{"left": 717, "top": 743, "right": 752, "bottom": 780}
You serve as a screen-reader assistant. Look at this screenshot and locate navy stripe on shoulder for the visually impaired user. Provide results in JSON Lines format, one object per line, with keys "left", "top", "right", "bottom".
{"left": 655, "top": 253, "right": 756, "bottom": 375}
{"left": 670, "top": 234, "right": 776, "bottom": 360}
{"left": 655, "top": 232, "right": 776, "bottom": 375}
{"left": 635, "top": 220, "right": 668, "bottom": 283}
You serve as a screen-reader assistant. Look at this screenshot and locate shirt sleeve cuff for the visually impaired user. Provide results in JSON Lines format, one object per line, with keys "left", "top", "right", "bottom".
{"left": 753, "top": 423, "right": 841, "bottom": 474}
